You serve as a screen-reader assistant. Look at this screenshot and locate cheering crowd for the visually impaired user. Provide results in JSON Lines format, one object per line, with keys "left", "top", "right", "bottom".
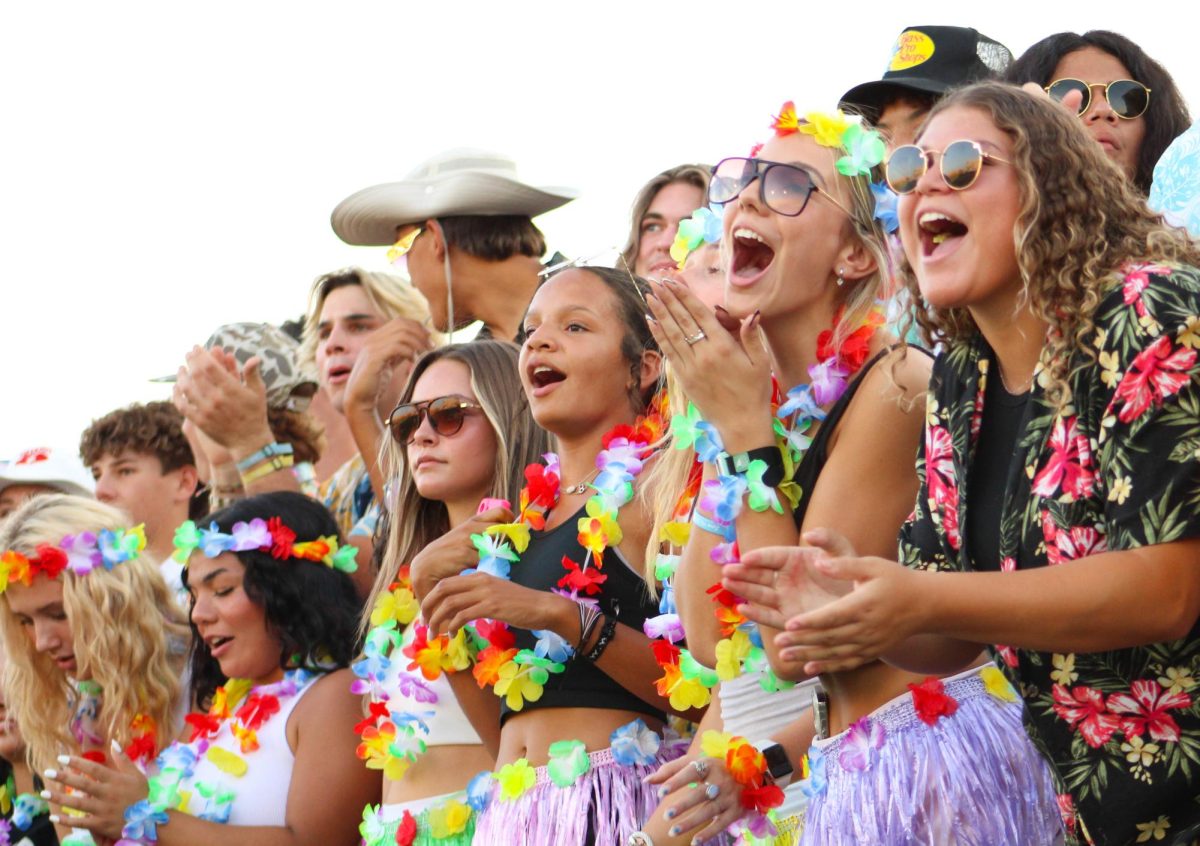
{"left": 2, "top": 22, "right": 1200, "bottom": 846}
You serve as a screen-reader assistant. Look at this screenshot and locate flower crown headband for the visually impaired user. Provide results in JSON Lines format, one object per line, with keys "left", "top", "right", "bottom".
{"left": 171, "top": 517, "right": 359, "bottom": 573}
{"left": 0, "top": 525, "right": 146, "bottom": 594}
{"left": 764, "top": 102, "right": 898, "bottom": 234}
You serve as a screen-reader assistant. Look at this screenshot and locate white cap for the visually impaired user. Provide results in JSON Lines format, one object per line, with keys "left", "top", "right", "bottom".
{"left": 0, "top": 447, "right": 95, "bottom": 498}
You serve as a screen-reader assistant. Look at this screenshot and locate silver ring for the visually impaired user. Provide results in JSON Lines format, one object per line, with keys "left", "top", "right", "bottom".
{"left": 684, "top": 330, "right": 707, "bottom": 346}
{"left": 690, "top": 759, "right": 709, "bottom": 779}
{"left": 704, "top": 783, "right": 720, "bottom": 800}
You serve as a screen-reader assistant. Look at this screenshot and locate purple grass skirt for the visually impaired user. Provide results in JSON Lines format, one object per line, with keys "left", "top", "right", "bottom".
{"left": 800, "top": 666, "right": 1064, "bottom": 846}
{"left": 472, "top": 744, "right": 683, "bottom": 846}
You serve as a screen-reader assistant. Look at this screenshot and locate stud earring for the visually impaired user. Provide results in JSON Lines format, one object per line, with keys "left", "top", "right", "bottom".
{"left": 836, "top": 267, "right": 845, "bottom": 287}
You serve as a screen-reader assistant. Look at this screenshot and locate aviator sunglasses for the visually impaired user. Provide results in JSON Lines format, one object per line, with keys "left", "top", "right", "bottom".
{"left": 708, "top": 157, "right": 853, "bottom": 217}
{"left": 386, "top": 395, "right": 482, "bottom": 444}
{"left": 1044, "top": 78, "right": 1151, "bottom": 120}
{"left": 885, "top": 140, "right": 1011, "bottom": 195}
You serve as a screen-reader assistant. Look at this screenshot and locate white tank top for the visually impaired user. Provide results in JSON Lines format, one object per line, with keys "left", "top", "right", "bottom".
{"left": 168, "top": 670, "right": 320, "bottom": 826}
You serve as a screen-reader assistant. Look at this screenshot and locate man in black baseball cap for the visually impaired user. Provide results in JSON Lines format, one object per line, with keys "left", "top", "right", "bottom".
{"left": 840, "top": 26, "right": 1013, "bottom": 148}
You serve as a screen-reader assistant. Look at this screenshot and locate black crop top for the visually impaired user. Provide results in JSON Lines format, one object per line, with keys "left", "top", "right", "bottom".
{"left": 500, "top": 503, "right": 665, "bottom": 724}
{"left": 791, "top": 347, "right": 932, "bottom": 528}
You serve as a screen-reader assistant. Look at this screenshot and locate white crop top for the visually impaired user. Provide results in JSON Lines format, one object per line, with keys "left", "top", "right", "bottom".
{"left": 381, "top": 623, "right": 482, "bottom": 748}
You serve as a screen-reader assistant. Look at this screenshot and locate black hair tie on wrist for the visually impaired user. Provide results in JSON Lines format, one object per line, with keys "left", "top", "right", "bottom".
{"left": 584, "top": 613, "right": 618, "bottom": 662}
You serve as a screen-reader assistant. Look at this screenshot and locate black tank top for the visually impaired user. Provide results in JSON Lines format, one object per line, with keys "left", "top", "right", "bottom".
{"left": 791, "top": 347, "right": 931, "bottom": 528}
{"left": 500, "top": 502, "right": 665, "bottom": 724}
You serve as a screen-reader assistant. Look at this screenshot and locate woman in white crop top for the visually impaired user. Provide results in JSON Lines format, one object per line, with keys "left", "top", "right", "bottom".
{"left": 356, "top": 340, "right": 551, "bottom": 845}
{"left": 41, "top": 491, "right": 379, "bottom": 845}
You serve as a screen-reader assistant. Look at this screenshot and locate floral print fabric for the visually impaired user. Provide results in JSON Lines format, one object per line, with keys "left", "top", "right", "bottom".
{"left": 898, "top": 264, "right": 1200, "bottom": 846}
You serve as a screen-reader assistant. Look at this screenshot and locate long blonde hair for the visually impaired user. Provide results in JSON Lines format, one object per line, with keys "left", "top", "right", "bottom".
{"left": 362, "top": 341, "right": 551, "bottom": 633}
{"left": 0, "top": 495, "right": 189, "bottom": 773}
{"left": 903, "top": 82, "right": 1200, "bottom": 404}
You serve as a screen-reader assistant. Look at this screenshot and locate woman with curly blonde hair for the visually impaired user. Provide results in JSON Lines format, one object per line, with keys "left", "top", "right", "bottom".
{"left": 0, "top": 494, "right": 188, "bottom": 834}
{"left": 726, "top": 81, "right": 1200, "bottom": 845}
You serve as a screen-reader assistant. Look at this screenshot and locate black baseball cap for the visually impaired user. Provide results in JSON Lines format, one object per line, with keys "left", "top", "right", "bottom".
{"left": 840, "top": 26, "right": 1013, "bottom": 117}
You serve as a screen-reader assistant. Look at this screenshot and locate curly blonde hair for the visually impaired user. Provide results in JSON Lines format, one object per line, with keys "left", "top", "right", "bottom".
{"left": 0, "top": 495, "right": 189, "bottom": 773}
{"left": 902, "top": 82, "right": 1200, "bottom": 403}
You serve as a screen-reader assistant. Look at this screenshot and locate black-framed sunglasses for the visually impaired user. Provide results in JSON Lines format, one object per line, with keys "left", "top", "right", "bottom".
{"left": 1045, "top": 78, "right": 1151, "bottom": 120}
{"left": 708, "top": 157, "right": 852, "bottom": 218}
{"left": 386, "top": 396, "right": 482, "bottom": 444}
{"left": 885, "top": 140, "right": 1012, "bottom": 195}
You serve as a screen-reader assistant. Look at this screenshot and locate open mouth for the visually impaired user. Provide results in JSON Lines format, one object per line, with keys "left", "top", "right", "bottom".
{"left": 207, "top": 635, "right": 233, "bottom": 652}
{"left": 730, "top": 228, "right": 775, "bottom": 281}
{"left": 326, "top": 365, "right": 353, "bottom": 383}
{"left": 918, "top": 212, "right": 968, "bottom": 257}
{"left": 529, "top": 364, "right": 567, "bottom": 390}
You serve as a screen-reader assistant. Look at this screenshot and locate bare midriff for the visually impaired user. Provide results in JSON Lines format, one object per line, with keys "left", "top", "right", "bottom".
{"left": 497, "top": 707, "right": 665, "bottom": 768}
{"left": 383, "top": 743, "right": 497, "bottom": 804}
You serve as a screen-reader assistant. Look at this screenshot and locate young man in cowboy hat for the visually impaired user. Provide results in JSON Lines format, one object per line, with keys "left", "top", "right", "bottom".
{"left": 840, "top": 25, "right": 1013, "bottom": 149}
{"left": 331, "top": 148, "right": 577, "bottom": 342}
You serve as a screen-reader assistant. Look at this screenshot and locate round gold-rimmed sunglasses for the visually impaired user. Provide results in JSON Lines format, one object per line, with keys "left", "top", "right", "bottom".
{"left": 885, "top": 140, "right": 1012, "bottom": 195}
{"left": 1044, "top": 78, "right": 1151, "bottom": 120}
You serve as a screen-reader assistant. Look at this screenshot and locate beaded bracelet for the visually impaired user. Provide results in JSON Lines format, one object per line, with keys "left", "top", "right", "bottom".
{"left": 240, "top": 454, "right": 294, "bottom": 485}
{"left": 235, "top": 442, "right": 293, "bottom": 473}
{"left": 584, "top": 614, "right": 618, "bottom": 662}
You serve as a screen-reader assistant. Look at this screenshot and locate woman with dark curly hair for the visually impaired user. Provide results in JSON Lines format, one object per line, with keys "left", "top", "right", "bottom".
{"left": 727, "top": 82, "right": 1200, "bottom": 845}
{"left": 42, "top": 491, "right": 378, "bottom": 845}
{"left": 1004, "top": 30, "right": 1191, "bottom": 194}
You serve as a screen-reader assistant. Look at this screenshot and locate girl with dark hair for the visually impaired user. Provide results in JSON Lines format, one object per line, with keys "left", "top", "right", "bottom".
{"left": 411, "top": 266, "right": 682, "bottom": 845}
{"left": 43, "top": 491, "right": 378, "bottom": 845}
{"left": 1005, "top": 29, "right": 1191, "bottom": 193}
{"left": 354, "top": 340, "right": 551, "bottom": 845}
{"left": 729, "top": 82, "right": 1200, "bottom": 844}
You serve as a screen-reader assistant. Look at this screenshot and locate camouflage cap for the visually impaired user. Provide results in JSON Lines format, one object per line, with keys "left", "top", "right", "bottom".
{"left": 203, "top": 322, "right": 319, "bottom": 412}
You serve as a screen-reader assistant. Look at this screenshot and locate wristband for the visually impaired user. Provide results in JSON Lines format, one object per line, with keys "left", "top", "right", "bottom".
{"left": 691, "top": 511, "right": 733, "bottom": 540}
{"left": 235, "top": 442, "right": 293, "bottom": 473}
{"left": 584, "top": 614, "right": 618, "bottom": 662}
{"left": 715, "top": 446, "right": 786, "bottom": 488}
{"left": 240, "top": 454, "right": 294, "bottom": 485}
{"left": 576, "top": 602, "right": 603, "bottom": 654}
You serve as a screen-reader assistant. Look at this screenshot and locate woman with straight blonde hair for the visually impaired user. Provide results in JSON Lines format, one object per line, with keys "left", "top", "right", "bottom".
{"left": 355, "top": 339, "right": 551, "bottom": 845}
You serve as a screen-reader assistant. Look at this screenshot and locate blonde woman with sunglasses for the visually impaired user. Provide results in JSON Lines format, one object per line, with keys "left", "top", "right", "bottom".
{"left": 642, "top": 104, "right": 1060, "bottom": 845}
{"left": 727, "top": 82, "right": 1200, "bottom": 845}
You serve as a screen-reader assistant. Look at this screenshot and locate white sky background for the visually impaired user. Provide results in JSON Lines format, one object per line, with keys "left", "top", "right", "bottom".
{"left": 2, "top": 1, "right": 1196, "bottom": 458}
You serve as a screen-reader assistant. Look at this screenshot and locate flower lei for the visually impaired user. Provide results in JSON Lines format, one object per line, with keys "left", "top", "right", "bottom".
{"left": 769, "top": 102, "right": 897, "bottom": 233}
{"left": 125, "top": 669, "right": 315, "bottom": 842}
{"left": 644, "top": 304, "right": 885, "bottom": 701}
{"left": 0, "top": 525, "right": 146, "bottom": 594}
{"left": 670, "top": 203, "right": 724, "bottom": 269}
{"left": 171, "top": 517, "right": 358, "bottom": 573}
{"left": 700, "top": 731, "right": 785, "bottom": 817}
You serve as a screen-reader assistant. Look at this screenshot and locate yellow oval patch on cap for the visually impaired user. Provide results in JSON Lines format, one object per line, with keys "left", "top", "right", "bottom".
{"left": 890, "top": 30, "right": 935, "bottom": 71}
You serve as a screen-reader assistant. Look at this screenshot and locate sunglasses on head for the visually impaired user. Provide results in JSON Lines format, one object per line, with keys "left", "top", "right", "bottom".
{"left": 708, "top": 157, "right": 853, "bottom": 218}
{"left": 885, "top": 140, "right": 1011, "bottom": 195}
{"left": 1044, "top": 78, "right": 1151, "bottom": 120}
{"left": 386, "top": 396, "right": 482, "bottom": 444}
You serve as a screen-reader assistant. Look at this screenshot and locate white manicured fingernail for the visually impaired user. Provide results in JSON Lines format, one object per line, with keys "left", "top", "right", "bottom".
{"left": 40, "top": 789, "right": 51, "bottom": 799}
{"left": 49, "top": 814, "right": 61, "bottom": 824}
{"left": 42, "top": 769, "right": 56, "bottom": 780}
{"left": 56, "top": 754, "right": 70, "bottom": 765}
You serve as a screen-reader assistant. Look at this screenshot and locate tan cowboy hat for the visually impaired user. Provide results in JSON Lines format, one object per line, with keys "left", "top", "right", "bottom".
{"left": 331, "top": 148, "right": 579, "bottom": 246}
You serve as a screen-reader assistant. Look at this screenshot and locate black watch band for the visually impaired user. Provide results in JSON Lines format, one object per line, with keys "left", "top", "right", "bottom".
{"left": 716, "top": 446, "right": 786, "bottom": 487}
{"left": 753, "top": 739, "right": 794, "bottom": 786}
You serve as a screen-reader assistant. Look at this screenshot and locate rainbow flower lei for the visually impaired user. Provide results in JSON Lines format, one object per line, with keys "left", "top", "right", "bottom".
{"left": 0, "top": 525, "right": 146, "bottom": 594}
{"left": 171, "top": 517, "right": 358, "bottom": 573}
{"left": 670, "top": 203, "right": 725, "bottom": 269}
{"left": 644, "top": 303, "right": 886, "bottom": 704}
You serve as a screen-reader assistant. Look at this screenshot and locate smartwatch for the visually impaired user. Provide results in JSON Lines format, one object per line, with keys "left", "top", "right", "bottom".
{"left": 715, "top": 446, "right": 786, "bottom": 487}
{"left": 752, "top": 739, "right": 794, "bottom": 788}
